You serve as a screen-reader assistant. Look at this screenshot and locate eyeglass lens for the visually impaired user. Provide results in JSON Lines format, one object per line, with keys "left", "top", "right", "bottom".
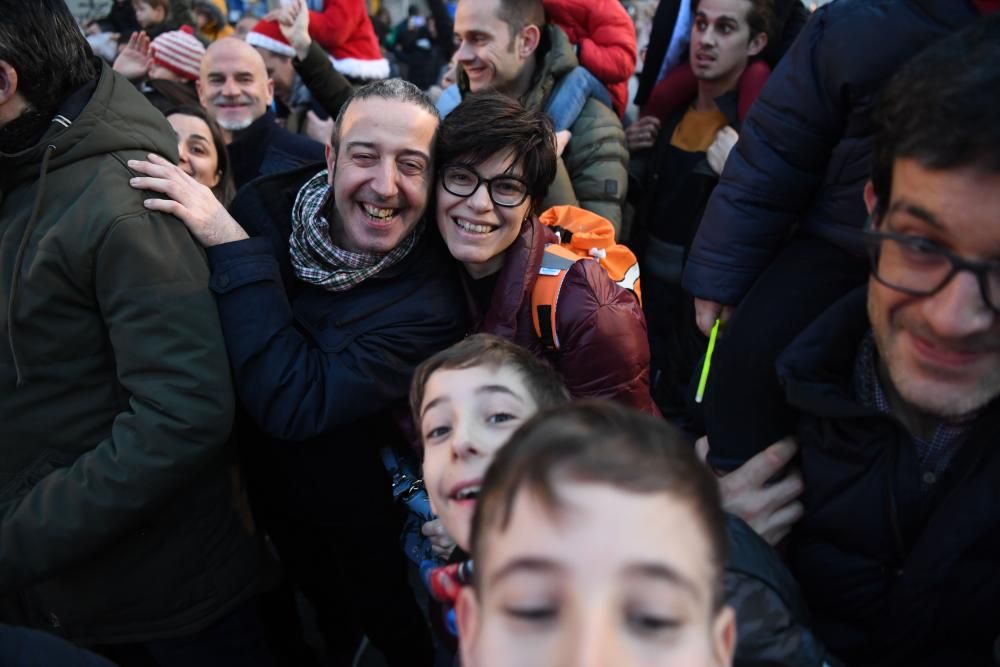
{"left": 875, "top": 235, "right": 1000, "bottom": 310}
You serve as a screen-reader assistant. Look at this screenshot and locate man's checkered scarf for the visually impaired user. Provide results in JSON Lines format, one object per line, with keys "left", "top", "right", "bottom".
{"left": 288, "top": 170, "right": 423, "bottom": 292}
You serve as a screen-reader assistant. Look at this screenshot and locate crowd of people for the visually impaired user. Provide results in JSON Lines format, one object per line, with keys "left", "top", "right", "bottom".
{"left": 1, "top": 0, "right": 999, "bottom": 665}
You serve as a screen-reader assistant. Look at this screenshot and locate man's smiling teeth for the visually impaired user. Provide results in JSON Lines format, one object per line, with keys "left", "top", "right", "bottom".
{"left": 454, "top": 217, "right": 494, "bottom": 234}
{"left": 363, "top": 203, "right": 397, "bottom": 220}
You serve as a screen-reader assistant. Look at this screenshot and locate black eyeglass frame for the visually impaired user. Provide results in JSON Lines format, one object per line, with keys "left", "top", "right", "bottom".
{"left": 439, "top": 164, "right": 531, "bottom": 208}
{"left": 863, "top": 211, "right": 1000, "bottom": 314}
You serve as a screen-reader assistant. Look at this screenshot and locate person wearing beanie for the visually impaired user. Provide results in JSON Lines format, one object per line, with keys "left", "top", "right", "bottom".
{"left": 113, "top": 27, "right": 203, "bottom": 111}
{"left": 246, "top": 4, "right": 353, "bottom": 143}
{"left": 150, "top": 25, "right": 206, "bottom": 81}
{"left": 252, "top": 0, "right": 388, "bottom": 80}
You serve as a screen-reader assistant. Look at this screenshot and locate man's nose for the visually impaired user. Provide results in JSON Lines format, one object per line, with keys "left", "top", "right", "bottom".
{"left": 371, "top": 159, "right": 399, "bottom": 199}
{"left": 921, "top": 270, "right": 995, "bottom": 339}
{"left": 455, "top": 39, "right": 475, "bottom": 62}
{"left": 221, "top": 77, "right": 240, "bottom": 97}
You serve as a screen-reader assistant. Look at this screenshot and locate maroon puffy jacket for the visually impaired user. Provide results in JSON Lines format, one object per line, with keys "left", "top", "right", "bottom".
{"left": 463, "top": 214, "right": 657, "bottom": 414}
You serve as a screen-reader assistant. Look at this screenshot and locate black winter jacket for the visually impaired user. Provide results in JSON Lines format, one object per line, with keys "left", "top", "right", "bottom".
{"left": 682, "top": 0, "right": 981, "bottom": 305}
{"left": 777, "top": 288, "right": 1000, "bottom": 666}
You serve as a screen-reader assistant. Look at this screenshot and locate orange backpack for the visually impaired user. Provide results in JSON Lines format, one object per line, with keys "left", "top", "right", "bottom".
{"left": 530, "top": 205, "right": 642, "bottom": 351}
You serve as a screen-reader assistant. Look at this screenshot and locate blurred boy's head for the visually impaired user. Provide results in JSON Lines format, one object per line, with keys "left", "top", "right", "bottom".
{"left": 411, "top": 334, "right": 569, "bottom": 552}
{"left": 133, "top": 0, "right": 170, "bottom": 29}
{"left": 458, "top": 401, "right": 735, "bottom": 667}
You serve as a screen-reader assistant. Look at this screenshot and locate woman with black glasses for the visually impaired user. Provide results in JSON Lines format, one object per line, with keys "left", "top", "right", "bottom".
{"left": 433, "top": 91, "right": 656, "bottom": 413}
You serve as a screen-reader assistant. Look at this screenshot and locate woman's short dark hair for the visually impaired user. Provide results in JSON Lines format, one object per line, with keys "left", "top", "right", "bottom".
{"left": 165, "top": 106, "right": 236, "bottom": 207}
{"left": 436, "top": 91, "right": 557, "bottom": 214}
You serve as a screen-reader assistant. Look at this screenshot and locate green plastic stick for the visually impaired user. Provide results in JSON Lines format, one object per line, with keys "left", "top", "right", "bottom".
{"left": 695, "top": 318, "right": 721, "bottom": 404}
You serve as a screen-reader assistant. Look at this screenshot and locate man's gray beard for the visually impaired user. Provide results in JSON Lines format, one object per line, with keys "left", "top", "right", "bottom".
{"left": 216, "top": 116, "right": 255, "bottom": 132}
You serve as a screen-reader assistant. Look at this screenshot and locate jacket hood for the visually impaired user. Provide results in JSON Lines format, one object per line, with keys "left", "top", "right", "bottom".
{"left": 192, "top": 0, "right": 227, "bottom": 27}
{"left": 456, "top": 24, "right": 579, "bottom": 111}
{"left": 1, "top": 60, "right": 178, "bottom": 191}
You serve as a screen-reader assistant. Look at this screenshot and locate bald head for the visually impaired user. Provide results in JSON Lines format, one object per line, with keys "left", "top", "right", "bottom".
{"left": 197, "top": 37, "right": 274, "bottom": 136}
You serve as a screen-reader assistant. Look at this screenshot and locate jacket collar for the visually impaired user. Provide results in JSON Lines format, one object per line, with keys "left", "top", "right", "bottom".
{"left": 775, "top": 286, "right": 878, "bottom": 419}
{"left": 473, "top": 214, "right": 556, "bottom": 339}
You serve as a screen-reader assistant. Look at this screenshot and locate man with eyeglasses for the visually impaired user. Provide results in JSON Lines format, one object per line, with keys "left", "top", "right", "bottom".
{"left": 742, "top": 16, "right": 1000, "bottom": 666}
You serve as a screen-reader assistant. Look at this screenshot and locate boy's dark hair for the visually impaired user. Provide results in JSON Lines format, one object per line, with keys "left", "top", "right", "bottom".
{"left": 332, "top": 77, "right": 440, "bottom": 151}
{"left": 871, "top": 13, "right": 1000, "bottom": 208}
{"left": 495, "top": 0, "right": 545, "bottom": 40}
{"left": 0, "top": 0, "right": 97, "bottom": 118}
{"left": 436, "top": 91, "right": 557, "bottom": 214}
{"left": 410, "top": 334, "right": 570, "bottom": 428}
{"left": 470, "top": 400, "right": 728, "bottom": 610}
{"left": 165, "top": 106, "right": 236, "bottom": 207}
{"left": 692, "top": 0, "right": 774, "bottom": 42}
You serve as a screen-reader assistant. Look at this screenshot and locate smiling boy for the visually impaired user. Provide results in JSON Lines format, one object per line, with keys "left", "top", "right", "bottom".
{"left": 412, "top": 334, "right": 570, "bottom": 553}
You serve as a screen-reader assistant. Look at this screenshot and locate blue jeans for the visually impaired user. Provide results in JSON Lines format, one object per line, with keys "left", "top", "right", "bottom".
{"left": 545, "top": 67, "right": 614, "bottom": 132}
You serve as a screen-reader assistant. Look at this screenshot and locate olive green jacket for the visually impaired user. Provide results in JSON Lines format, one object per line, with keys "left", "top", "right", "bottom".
{"left": 0, "top": 62, "right": 262, "bottom": 643}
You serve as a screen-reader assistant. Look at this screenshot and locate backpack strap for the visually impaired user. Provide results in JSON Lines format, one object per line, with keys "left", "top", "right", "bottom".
{"left": 531, "top": 244, "right": 581, "bottom": 351}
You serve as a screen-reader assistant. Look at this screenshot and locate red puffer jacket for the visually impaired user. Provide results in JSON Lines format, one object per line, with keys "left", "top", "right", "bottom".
{"left": 543, "top": 0, "right": 636, "bottom": 118}
{"left": 464, "top": 211, "right": 657, "bottom": 414}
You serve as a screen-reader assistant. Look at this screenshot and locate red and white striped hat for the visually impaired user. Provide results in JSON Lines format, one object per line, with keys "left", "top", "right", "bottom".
{"left": 246, "top": 20, "right": 296, "bottom": 58}
{"left": 150, "top": 26, "right": 206, "bottom": 82}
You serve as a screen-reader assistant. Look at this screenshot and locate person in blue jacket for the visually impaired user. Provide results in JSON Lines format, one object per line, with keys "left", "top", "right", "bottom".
{"left": 680, "top": 0, "right": 991, "bottom": 472}
{"left": 129, "top": 78, "right": 468, "bottom": 666}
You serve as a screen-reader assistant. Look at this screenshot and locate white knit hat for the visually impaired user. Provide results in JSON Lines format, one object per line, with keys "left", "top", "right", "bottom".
{"left": 150, "top": 26, "right": 206, "bottom": 82}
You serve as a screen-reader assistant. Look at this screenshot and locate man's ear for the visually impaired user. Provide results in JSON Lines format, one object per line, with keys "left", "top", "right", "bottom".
{"left": 712, "top": 605, "right": 737, "bottom": 667}
{"left": 518, "top": 24, "right": 542, "bottom": 59}
{"left": 456, "top": 586, "right": 481, "bottom": 667}
{"left": 196, "top": 77, "right": 207, "bottom": 107}
{"left": 863, "top": 179, "right": 878, "bottom": 215}
{"left": 0, "top": 60, "right": 19, "bottom": 106}
{"left": 265, "top": 78, "right": 275, "bottom": 107}
{"left": 747, "top": 31, "right": 768, "bottom": 58}
{"left": 325, "top": 143, "right": 336, "bottom": 185}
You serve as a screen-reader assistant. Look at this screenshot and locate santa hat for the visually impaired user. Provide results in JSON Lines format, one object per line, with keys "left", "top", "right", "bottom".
{"left": 246, "top": 20, "right": 296, "bottom": 58}
{"left": 150, "top": 26, "right": 206, "bottom": 82}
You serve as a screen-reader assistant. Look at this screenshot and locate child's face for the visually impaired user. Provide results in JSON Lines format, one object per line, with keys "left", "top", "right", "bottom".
{"left": 457, "top": 482, "right": 736, "bottom": 667}
{"left": 133, "top": 1, "right": 164, "bottom": 28}
{"left": 420, "top": 364, "right": 539, "bottom": 552}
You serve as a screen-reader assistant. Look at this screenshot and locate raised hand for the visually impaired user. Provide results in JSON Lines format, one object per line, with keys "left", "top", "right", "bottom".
{"left": 113, "top": 31, "right": 152, "bottom": 81}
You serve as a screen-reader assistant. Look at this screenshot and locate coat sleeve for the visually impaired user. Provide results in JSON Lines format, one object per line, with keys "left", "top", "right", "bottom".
{"left": 294, "top": 40, "right": 354, "bottom": 119}
{"left": 554, "top": 261, "right": 657, "bottom": 414}
{"left": 563, "top": 99, "right": 629, "bottom": 232}
{"left": 205, "top": 237, "right": 465, "bottom": 442}
{"left": 681, "top": 7, "right": 848, "bottom": 305}
{"left": 0, "top": 213, "right": 234, "bottom": 592}
{"left": 575, "top": 0, "right": 636, "bottom": 85}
